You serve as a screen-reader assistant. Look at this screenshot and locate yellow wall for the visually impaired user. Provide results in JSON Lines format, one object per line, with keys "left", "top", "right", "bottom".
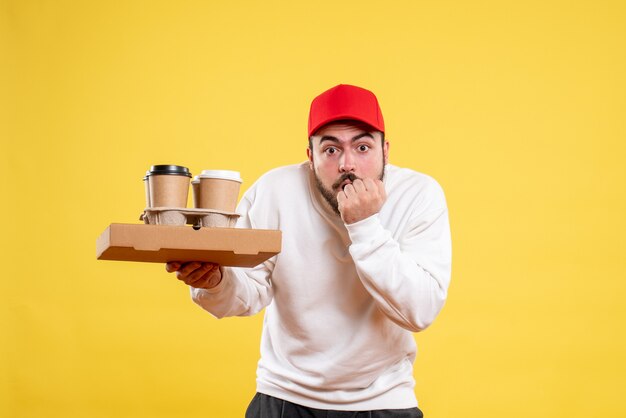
{"left": 2, "top": 1, "right": 625, "bottom": 417}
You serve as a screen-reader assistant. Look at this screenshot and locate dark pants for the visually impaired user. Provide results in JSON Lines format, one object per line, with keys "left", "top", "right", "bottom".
{"left": 245, "top": 393, "right": 424, "bottom": 418}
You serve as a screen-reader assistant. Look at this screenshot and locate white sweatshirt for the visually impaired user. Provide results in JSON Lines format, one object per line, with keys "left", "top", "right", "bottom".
{"left": 191, "top": 162, "right": 452, "bottom": 411}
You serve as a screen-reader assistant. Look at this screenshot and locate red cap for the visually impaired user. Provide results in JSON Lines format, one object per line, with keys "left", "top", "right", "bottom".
{"left": 308, "top": 84, "right": 385, "bottom": 137}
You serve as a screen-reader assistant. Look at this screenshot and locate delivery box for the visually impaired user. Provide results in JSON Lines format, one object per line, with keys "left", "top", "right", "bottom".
{"left": 96, "top": 223, "right": 281, "bottom": 267}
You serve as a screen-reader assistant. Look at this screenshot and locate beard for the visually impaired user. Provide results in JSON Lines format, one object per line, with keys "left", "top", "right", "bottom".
{"left": 313, "top": 166, "right": 385, "bottom": 215}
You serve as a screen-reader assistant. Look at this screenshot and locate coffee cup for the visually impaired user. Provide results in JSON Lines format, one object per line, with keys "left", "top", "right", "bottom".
{"left": 191, "top": 176, "right": 200, "bottom": 208}
{"left": 143, "top": 171, "right": 151, "bottom": 208}
{"left": 147, "top": 165, "right": 192, "bottom": 208}
{"left": 194, "top": 170, "right": 242, "bottom": 212}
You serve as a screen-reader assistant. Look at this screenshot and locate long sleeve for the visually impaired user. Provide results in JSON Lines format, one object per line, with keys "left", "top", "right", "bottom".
{"left": 345, "top": 181, "right": 452, "bottom": 332}
{"left": 183, "top": 163, "right": 448, "bottom": 410}
{"left": 190, "top": 192, "right": 276, "bottom": 318}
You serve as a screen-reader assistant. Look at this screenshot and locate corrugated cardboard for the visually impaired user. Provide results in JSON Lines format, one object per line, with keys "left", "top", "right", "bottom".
{"left": 96, "top": 223, "right": 281, "bottom": 267}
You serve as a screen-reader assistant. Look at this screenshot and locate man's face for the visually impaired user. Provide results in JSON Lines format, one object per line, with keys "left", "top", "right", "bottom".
{"left": 307, "top": 122, "right": 389, "bottom": 214}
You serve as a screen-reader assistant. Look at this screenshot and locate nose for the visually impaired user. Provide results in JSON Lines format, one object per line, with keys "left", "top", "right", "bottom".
{"left": 339, "top": 151, "right": 356, "bottom": 173}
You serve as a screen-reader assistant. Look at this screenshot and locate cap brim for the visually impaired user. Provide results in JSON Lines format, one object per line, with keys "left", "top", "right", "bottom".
{"left": 309, "top": 115, "right": 382, "bottom": 136}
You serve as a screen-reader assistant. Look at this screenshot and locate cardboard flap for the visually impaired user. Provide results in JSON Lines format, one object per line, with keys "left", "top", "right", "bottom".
{"left": 232, "top": 240, "right": 260, "bottom": 255}
{"left": 132, "top": 241, "right": 162, "bottom": 251}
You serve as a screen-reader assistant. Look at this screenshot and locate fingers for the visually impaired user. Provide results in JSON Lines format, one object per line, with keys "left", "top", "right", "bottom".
{"left": 335, "top": 177, "right": 387, "bottom": 224}
{"left": 187, "top": 265, "right": 222, "bottom": 289}
{"left": 165, "top": 261, "right": 181, "bottom": 273}
{"left": 363, "top": 178, "right": 386, "bottom": 201}
{"left": 182, "top": 263, "right": 215, "bottom": 283}
{"left": 168, "top": 262, "right": 222, "bottom": 289}
{"left": 165, "top": 260, "right": 222, "bottom": 289}
{"left": 342, "top": 181, "right": 360, "bottom": 198}
{"left": 174, "top": 262, "right": 200, "bottom": 279}
{"left": 176, "top": 262, "right": 206, "bottom": 281}
{"left": 363, "top": 178, "right": 376, "bottom": 191}
{"left": 342, "top": 178, "right": 382, "bottom": 198}
{"left": 352, "top": 179, "right": 367, "bottom": 193}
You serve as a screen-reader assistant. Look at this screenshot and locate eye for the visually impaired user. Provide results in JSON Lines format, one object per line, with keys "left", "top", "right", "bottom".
{"left": 324, "top": 147, "right": 338, "bottom": 155}
{"left": 357, "top": 144, "right": 370, "bottom": 152}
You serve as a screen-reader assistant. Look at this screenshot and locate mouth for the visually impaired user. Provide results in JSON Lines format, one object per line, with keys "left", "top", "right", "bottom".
{"left": 339, "top": 179, "right": 353, "bottom": 190}
{"left": 333, "top": 173, "right": 359, "bottom": 191}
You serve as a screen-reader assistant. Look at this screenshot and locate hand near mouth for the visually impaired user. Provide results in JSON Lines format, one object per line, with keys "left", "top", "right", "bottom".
{"left": 336, "top": 178, "right": 386, "bottom": 224}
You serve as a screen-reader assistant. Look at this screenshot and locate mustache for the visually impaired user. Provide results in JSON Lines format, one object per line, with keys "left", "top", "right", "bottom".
{"left": 332, "top": 173, "right": 359, "bottom": 190}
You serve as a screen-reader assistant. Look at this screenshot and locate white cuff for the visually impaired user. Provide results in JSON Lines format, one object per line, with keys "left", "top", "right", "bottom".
{"left": 345, "top": 213, "right": 383, "bottom": 244}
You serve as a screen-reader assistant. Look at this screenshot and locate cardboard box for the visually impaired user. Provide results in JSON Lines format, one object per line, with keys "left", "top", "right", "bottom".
{"left": 96, "top": 223, "right": 281, "bottom": 267}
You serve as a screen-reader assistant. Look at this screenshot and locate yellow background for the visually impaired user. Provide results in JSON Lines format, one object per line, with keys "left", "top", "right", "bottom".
{"left": 2, "top": 1, "right": 625, "bottom": 417}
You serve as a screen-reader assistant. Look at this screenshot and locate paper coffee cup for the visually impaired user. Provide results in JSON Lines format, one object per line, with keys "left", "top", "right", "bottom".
{"left": 191, "top": 176, "right": 200, "bottom": 208}
{"left": 147, "top": 165, "right": 192, "bottom": 208}
{"left": 195, "top": 170, "right": 242, "bottom": 212}
{"left": 143, "top": 171, "right": 151, "bottom": 208}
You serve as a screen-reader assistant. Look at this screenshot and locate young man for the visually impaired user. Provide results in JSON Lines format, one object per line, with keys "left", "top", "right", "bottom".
{"left": 166, "top": 84, "right": 452, "bottom": 417}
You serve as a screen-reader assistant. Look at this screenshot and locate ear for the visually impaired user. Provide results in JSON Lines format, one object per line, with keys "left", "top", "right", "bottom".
{"left": 383, "top": 140, "right": 390, "bottom": 164}
{"left": 307, "top": 147, "right": 314, "bottom": 170}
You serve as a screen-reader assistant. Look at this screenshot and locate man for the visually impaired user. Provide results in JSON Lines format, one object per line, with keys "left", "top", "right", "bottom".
{"left": 166, "top": 84, "right": 452, "bottom": 417}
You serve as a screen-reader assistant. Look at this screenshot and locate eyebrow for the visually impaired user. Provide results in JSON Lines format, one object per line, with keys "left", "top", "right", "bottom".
{"left": 319, "top": 132, "right": 375, "bottom": 144}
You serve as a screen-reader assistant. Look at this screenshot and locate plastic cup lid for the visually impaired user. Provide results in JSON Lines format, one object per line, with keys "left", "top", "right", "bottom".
{"left": 148, "top": 165, "right": 192, "bottom": 177}
{"left": 197, "top": 170, "right": 242, "bottom": 183}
